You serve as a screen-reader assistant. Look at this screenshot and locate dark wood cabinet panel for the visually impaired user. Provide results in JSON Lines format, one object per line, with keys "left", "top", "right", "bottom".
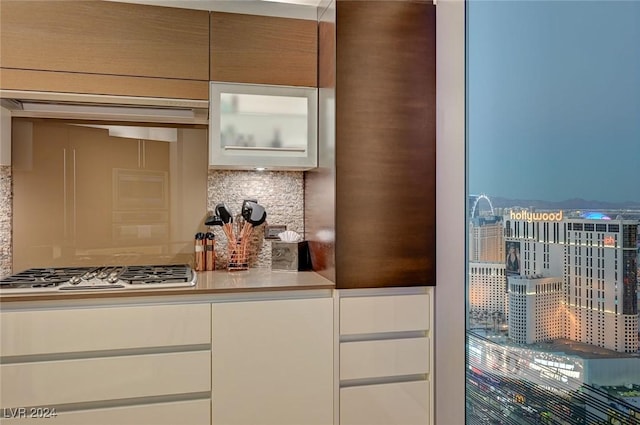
{"left": 318, "top": 18, "right": 335, "bottom": 89}
{"left": 332, "top": 1, "right": 436, "bottom": 288}
{"left": 210, "top": 12, "right": 317, "bottom": 87}
{"left": 0, "top": 1, "right": 210, "bottom": 81}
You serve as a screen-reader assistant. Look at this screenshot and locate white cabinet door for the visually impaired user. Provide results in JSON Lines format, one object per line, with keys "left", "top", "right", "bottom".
{"left": 0, "top": 302, "right": 212, "bottom": 425}
{"left": 0, "top": 399, "right": 210, "bottom": 425}
{"left": 340, "top": 293, "right": 430, "bottom": 335}
{"left": 212, "top": 296, "right": 333, "bottom": 425}
{"left": 340, "top": 381, "right": 430, "bottom": 425}
{"left": 0, "top": 303, "right": 211, "bottom": 357}
{"left": 1, "top": 351, "right": 211, "bottom": 407}
{"left": 340, "top": 337, "right": 430, "bottom": 380}
{"left": 338, "top": 288, "right": 433, "bottom": 425}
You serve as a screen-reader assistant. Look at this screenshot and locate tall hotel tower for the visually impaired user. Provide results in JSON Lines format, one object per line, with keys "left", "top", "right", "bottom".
{"left": 505, "top": 210, "right": 638, "bottom": 353}
{"left": 468, "top": 198, "right": 508, "bottom": 319}
{"left": 469, "top": 216, "right": 505, "bottom": 262}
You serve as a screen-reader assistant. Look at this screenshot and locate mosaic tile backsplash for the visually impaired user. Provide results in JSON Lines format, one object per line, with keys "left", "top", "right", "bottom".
{"left": 207, "top": 170, "right": 304, "bottom": 269}
{"left": 0, "top": 166, "right": 12, "bottom": 278}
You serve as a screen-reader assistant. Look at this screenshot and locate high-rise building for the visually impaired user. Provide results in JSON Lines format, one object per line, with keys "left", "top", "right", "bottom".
{"left": 507, "top": 275, "right": 564, "bottom": 344}
{"left": 469, "top": 216, "right": 504, "bottom": 263}
{"left": 469, "top": 209, "right": 508, "bottom": 323}
{"left": 469, "top": 262, "right": 508, "bottom": 318}
{"left": 505, "top": 211, "right": 639, "bottom": 353}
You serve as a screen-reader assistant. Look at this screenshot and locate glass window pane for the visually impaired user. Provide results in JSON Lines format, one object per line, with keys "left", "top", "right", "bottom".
{"left": 466, "top": 2, "right": 640, "bottom": 424}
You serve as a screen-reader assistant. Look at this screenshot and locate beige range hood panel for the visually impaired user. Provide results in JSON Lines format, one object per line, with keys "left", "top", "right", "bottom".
{"left": 0, "top": 90, "right": 209, "bottom": 125}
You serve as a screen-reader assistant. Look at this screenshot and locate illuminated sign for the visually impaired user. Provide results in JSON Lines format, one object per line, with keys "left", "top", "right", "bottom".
{"left": 509, "top": 210, "right": 563, "bottom": 223}
{"left": 604, "top": 236, "right": 616, "bottom": 247}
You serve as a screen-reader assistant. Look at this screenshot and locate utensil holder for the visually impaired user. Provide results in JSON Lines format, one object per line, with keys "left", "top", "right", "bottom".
{"left": 227, "top": 239, "right": 249, "bottom": 271}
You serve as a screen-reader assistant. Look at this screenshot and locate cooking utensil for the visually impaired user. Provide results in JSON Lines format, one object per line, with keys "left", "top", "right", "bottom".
{"left": 241, "top": 203, "right": 253, "bottom": 222}
{"left": 241, "top": 199, "right": 257, "bottom": 222}
{"left": 240, "top": 201, "right": 266, "bottom": 225}
{"left": 206, "top": 214, "right": 234, "bottom": 241}
{"left": 205, "top": 215, "right": 224, "bottom": 227}
{"left": 248, "top": 203, "right": 267, "bottom": 225}
{"left": 214, "top": 203, "right": 236, "bottom": 243}
{"left": 215, "top": 203, "right": 234, "bottom": 224}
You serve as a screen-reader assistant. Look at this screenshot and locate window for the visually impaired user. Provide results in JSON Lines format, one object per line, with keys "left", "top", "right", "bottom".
{"left": 466, "top": 1, "right": 640, "bottom": 422}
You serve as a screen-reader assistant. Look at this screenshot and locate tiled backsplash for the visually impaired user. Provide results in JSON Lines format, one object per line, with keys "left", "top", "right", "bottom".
{"left": 207, "top": 170, "right": 304, "bottom": 269}
{"left": 0, "top": 166, "right": 12, "bottom": 278}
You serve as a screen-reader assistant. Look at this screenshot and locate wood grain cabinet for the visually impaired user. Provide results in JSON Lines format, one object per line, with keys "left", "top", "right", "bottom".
{"left": 0, "top": 302, "right": 212, "bottom": 425}
{"left": 210, "top": 12, "right": 317, "bottom": 87}
{"left": 306, "top": 0, "right": 437, "bottom": 288}
{"left": 0, "top": 0, "right": 210, "bottom": 100}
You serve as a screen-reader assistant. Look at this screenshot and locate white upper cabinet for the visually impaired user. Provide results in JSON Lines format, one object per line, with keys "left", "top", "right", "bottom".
{"left": 209, "top": 82, "right": 318, "bottom": 170}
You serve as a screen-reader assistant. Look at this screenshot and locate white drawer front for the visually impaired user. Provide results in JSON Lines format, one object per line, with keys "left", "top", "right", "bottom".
{"left": 0, "top": 304, "right": 211, "bottom": 357}
{"left": 0, "top": 351, "right": 211, "bottom": 408}
{"left": 340, "top": 294, "right": 430, "bottom": 335}
{"left": 0, "top": 399, "right": 210, "bottom": 425}
{"left": 340, "top": 381, "right": 430, "bottom": 425}
{"left": 340, "top": 337, "right": 429, "bottom": 380}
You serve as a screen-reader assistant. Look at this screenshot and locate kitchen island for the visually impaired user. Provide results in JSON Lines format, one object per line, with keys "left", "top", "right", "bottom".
{"left": 0, "top": 269, "right": 335, "bottom": 425}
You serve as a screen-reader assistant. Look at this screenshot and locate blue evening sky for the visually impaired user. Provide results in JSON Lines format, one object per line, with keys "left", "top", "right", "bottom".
{"left": 467, "top": 0, "right": 640, "bottom": 203}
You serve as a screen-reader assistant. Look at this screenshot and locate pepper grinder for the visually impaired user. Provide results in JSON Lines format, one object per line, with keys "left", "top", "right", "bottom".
{"left": 205, "top": 232, "right": 215, "bottom": 271}
{"left": 194, "top": 232, "right": 206, "bottom": 272}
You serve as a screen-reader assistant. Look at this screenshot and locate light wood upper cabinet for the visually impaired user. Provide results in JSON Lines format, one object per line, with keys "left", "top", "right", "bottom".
{"left": 210, "top": 12, "right": 318, "bottom": 87}
{"left": 0, "top": 0, "right": 210, "bottom": 99}
{"left": 0, "top": 0, "right": 209, "bottom": 80}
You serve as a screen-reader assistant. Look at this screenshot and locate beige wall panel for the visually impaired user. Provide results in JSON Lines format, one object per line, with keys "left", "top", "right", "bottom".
{"left": 0, "top": 0, "right": 209, "bottom": 81}
{"left": 0, "top": 69, "right": 209, "bottom": 100}
{"left": 210, "top": 12, "right": 317, "bottom": 87}
{"left": 11, "top": 120, "right": 208, "bottom": 271}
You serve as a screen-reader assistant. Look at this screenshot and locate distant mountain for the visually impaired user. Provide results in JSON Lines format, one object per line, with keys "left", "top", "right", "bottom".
{"left": 488, "top": 197, "right": 640, "bottom": 211}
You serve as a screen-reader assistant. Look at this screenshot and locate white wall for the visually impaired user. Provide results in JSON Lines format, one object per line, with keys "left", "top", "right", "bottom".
{"left": 435, "top": 0, "right": 466, "bottom": 423}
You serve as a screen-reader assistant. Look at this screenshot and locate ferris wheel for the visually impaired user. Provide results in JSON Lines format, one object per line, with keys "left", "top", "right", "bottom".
{"left": 470, "top": 194, "right": 494, "bottom": 218}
